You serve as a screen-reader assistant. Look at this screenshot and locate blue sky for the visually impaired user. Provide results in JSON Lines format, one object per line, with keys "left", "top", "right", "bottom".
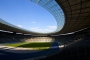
{"left": 0, "top": 0, "right": 57, "bottom": 33}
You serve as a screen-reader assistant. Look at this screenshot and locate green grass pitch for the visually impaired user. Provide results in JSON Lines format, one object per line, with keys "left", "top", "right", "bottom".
{"left": 4, "top": 42, "right": 53, "bottom": 50}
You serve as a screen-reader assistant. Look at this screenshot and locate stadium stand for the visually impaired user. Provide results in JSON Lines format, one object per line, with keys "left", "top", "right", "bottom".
{"left": 0, "top": 27, "right": 90, "bottom": 60}
{"left": 39, "top": 27, "right": 90, "bottom": 60}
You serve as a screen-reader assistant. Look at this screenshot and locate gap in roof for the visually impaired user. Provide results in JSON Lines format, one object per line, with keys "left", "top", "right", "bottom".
{"left": 0, "top": 0, "right": 57, "bottom": 33}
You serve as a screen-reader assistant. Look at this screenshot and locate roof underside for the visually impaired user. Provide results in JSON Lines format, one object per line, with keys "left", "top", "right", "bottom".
{"left": 55, "top": 0, "right": 90, "bottom": 34}
{"left": 0, "top": 0, "right": 90, "bottom": 35}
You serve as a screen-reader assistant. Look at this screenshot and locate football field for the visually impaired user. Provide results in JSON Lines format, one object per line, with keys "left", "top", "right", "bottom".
{"left": 4, "top": 42, "right": 53, "bottom": 50}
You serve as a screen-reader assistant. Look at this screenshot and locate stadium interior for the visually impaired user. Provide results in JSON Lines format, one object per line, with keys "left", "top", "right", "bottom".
{"left": 0, "top": 0, "right": 90, "bottom": 60}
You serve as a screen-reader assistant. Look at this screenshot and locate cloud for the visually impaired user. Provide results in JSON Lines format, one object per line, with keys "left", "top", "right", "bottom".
{"left": 30, "top": 26, "right": 57, "bottom": 33}
{"left": 17, "top": 25, "right": 23, "bottom": 28}
{"left": 32, "top": 22, "right": 36, "bottom": 23}
{"left": 47, "top": 26, "right": 57, "bottom": 29}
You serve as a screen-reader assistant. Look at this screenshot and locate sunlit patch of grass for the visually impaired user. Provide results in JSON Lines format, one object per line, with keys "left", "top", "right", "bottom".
{"left": 4, "top": 42, "right": 53, "bottom": 50}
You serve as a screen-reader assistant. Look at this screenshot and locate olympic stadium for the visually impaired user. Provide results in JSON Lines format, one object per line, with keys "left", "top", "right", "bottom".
{"left": 0, "top": 0, "right": 90, "bottom": 60}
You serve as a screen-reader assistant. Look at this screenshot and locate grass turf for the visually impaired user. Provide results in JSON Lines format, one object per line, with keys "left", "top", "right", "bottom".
{"left": 4, "top": 42, "right": 53, "bottom": 50}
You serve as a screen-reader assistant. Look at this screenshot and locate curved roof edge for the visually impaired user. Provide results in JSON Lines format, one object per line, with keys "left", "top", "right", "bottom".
{"left": 31, "top": 0, "right": 65, "bottom": 34}
{"left": 0, "top": 0, "right": 90, "bottom": 35}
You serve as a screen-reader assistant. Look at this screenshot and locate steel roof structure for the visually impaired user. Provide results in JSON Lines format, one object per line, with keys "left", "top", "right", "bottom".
{"left": 0, "top": 0, "right": 90, "bottom": 35}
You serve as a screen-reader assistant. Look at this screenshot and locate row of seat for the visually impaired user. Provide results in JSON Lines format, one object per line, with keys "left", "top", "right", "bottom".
{"left": 39, "top": 27, "right": 90, "bottom": 60}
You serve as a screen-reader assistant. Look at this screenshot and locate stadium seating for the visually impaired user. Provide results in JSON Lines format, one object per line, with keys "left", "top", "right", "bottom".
{"left": 0, "top": 27, "right": 90, "bottom": 60}
{"left": 38, "top": 27, "right": 90, "bottom": 60}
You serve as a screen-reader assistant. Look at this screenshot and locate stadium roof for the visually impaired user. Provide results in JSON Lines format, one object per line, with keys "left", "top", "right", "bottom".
{"left": 0, "top": 0, "right": 90, "bottom": 35}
